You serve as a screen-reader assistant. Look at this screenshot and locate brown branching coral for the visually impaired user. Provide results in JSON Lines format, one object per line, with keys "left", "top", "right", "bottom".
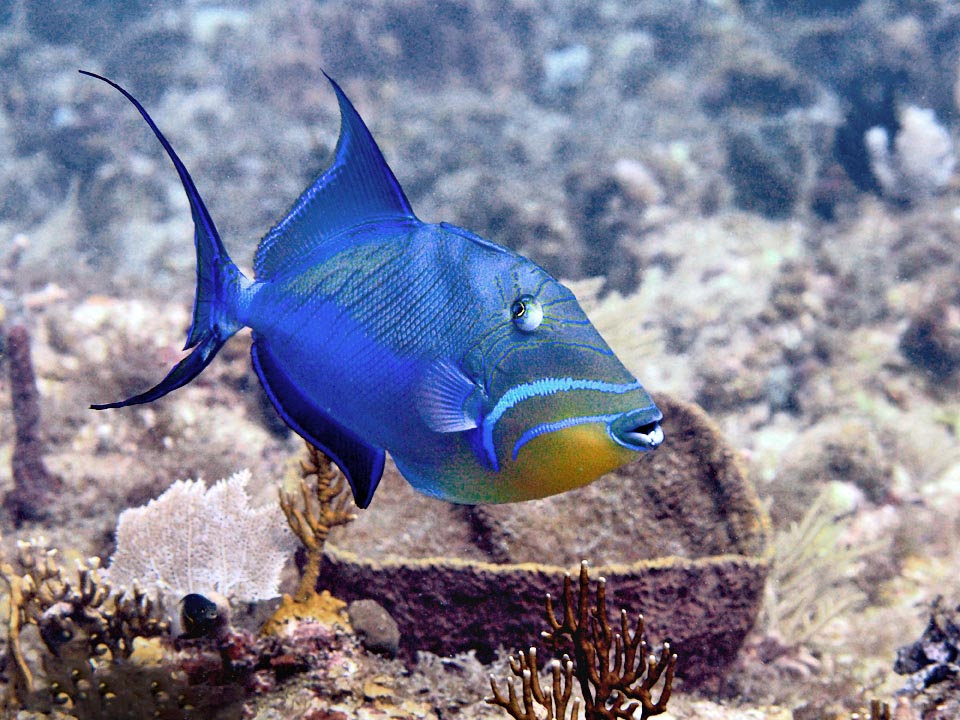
{"left": 489, "top": 647, "right": 579, "bottom": 720}
{"left": 489, "top": 561, "right": 676, "bottom": 720}
{"left": 279, "top": 443, "right": 356, "bottom": 604}
{"left": 859, "top": 699, "right": 892, "bottom": 720}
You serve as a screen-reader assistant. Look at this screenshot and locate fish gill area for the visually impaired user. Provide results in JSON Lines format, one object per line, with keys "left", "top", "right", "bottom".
{"left": 1, "top": 0, "right": 960, "bottom": 718}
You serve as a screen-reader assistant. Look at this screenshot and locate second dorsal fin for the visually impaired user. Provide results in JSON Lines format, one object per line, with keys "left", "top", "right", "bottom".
{"left": 253, "top": 73, "right": 417, "bottom": 279}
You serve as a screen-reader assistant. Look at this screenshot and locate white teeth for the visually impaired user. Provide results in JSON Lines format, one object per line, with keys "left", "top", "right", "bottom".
{"left": 646, "top": 425, "right": 664, "bottom": 446}
{"left": 625, "top": 424, "right": 663, "bottom": 449}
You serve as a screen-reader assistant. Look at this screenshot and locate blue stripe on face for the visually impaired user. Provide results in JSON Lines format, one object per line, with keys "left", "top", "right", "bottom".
{"left": 511, "top": 413, "right": 621, "bottom": 461}
{"left": 480, "top": 378, "right": 644, "bottom": 470}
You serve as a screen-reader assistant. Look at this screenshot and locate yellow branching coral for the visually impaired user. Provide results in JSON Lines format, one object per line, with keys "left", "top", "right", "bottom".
{"left": 260, "top": 444, "right": 357, "bottom": 636}
{"left": 279, "top": 443, "right": 356, "bottom": 604}
{"left": 489, "top": 561, "right": 676, "bottom": 720}
{"left": 762, "top": 488, "right": 868, "bottom": 647}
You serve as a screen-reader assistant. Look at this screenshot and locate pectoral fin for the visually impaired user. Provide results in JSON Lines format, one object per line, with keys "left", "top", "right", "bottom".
{"left": 251, "top": 337, "right": 384, "bottom": 508}
{"left": 418, "top": 360, "right": 483, "bottom": 433}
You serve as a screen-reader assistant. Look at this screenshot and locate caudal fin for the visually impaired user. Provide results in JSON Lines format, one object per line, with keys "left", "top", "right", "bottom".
{"left": 90, "top": 333, "right": 228, "bottom": 409}
{"left": 82, "top": 71, "right": 248, "bottom": 410}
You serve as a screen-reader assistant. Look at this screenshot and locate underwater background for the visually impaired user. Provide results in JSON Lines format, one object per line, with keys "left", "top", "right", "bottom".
{"left": 2, "top": 0, "right": 960, "bottom": 718}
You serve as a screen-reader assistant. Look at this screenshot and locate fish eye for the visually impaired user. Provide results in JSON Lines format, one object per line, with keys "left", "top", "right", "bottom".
{"left": 511, "top": 295, "right": 543, "bottom": 332}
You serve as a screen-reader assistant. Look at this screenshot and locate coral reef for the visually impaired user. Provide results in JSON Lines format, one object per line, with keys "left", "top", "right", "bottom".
{"left": 2, "top": 323, "right": 63, "bottom": 524}
{"left": 723, "top": 119, "right": 810, "bottom": 219}
{"left": 6, "top": 0, "right": 960, "bottom": 717}
{"left": 0, "top": 532, "right": 417, "bottom": 719}
{"left": 488, "top": 562, "right": 675, "bottom": 720}
{"left": 767, "top": 419, "right": 895, "bottom": 527}
{"left": 899, "top": 295, "right": 960, "bottom": 382}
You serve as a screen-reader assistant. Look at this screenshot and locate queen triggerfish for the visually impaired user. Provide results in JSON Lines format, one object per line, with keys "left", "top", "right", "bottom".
{"left": 83, "top": 70, "right": 663, "bottom": 507}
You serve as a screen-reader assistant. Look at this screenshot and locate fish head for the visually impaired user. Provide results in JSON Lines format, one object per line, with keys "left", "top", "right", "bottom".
{"left": 459, "top": 253, "right": 662, "bottom": 500}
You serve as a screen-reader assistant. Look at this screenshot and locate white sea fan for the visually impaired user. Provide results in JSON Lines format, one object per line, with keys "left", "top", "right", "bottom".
{"left": 106, "top": 469, "right": 298, "bottom": 605}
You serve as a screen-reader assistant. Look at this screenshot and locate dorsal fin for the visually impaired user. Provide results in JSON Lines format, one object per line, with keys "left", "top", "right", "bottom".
{"left": 254, "top": 73, "right": 417, "bottom": 279}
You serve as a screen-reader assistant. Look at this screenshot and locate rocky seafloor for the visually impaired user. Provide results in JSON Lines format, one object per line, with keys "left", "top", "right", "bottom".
{"left": 3, "top": 0, "right": 960, "bottom": 718}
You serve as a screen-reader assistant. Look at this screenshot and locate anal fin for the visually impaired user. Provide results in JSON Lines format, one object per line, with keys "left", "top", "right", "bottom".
{"left": 251, "top": 337, "right": 384, "bottom": 508}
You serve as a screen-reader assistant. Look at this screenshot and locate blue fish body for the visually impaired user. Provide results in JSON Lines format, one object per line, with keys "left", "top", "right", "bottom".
{"left": 84, "top": 71, "right": 663, "bottom": 507}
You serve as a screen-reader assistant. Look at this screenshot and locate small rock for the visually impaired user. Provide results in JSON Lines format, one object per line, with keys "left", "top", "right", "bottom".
{"left": 347, "top": 599, "right": 400, "bottom": 657}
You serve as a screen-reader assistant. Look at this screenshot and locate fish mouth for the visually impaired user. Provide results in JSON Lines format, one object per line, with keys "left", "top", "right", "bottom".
{"left": 609, "top": 406, "right": 664, "bottom": 451}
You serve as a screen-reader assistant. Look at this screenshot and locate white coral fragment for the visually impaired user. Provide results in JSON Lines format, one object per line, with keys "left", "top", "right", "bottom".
{"left": 866, "top": 104, "right": 956, "bottom": 201}
{"left": 106, "top": 469, "right": 297, "bottom": 605}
